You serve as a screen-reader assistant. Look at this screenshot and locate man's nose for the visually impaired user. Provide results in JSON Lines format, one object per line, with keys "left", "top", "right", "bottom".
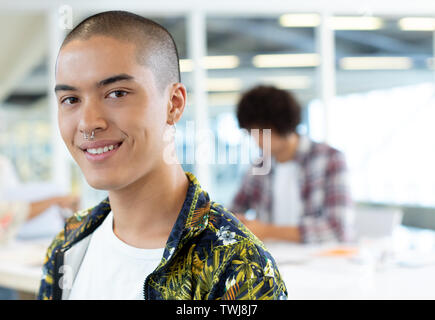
{"left": 77, "top": 98, "right": 108, "bottom": 135}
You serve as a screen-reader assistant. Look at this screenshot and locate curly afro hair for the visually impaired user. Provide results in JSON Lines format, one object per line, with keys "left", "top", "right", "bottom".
{"left": 236, "top": 85, "right": 301, "bottom": 136}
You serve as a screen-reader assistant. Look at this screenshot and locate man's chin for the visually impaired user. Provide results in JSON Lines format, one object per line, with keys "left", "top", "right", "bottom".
{"left": 84, "top": 176, "right": 120, "bottom": 191}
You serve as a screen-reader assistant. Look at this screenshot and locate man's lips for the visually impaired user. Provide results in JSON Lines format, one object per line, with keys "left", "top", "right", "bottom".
{"left": 79, "top": 140, "right": 123, "bottom": 151}
{"left": 78, "top": 139, "right": 123, "bottom": 161}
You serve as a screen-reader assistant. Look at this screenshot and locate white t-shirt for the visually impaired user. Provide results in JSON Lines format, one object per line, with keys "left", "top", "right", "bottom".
{"left": 272, "top": 161, "right": 303, "bottom": 226}
{"left": 68, "top": 211, "right": 165, "bottom": 300}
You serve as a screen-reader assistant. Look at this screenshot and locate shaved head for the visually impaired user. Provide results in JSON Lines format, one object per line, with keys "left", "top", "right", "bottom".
{"left": 61, "top": 10, "right": 181, "bottom": 91}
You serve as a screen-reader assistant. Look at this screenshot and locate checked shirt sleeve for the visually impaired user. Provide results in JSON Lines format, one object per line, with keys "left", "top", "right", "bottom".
{"left": 300, "top": 150, "right": 354, "bottom": 243}
{"left": 230, "top": 171, "right": 262, "bottom": 216}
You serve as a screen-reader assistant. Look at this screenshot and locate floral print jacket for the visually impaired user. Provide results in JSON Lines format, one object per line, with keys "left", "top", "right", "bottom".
{"left": 37, "top": 172, "right": 288, "bottom": 300}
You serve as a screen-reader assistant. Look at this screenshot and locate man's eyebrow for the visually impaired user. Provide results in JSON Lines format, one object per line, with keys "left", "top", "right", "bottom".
{"left": 54, "top": 84, "right": 77, "bottom": 92}
{"left": 54, "top": 74, "right": 134, "bottom": 93}
{"left": 97, "top": 74, "right": 135, "bottom": 87}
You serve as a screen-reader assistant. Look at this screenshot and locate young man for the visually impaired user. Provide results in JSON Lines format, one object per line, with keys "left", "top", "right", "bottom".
{"left": 38, "top": 11, "right": 287, "bottom": 300}
{"left": 231, "top": 85, "right": 354, "bottom": 244}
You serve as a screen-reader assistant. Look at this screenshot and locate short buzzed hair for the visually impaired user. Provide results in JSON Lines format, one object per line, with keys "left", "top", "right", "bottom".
{"left": 61, "top": 11, "right": 181, "bottom": 91}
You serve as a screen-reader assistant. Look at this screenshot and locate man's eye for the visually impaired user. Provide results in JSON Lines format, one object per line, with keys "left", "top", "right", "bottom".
{"left": 61, "top": 97, "right": 79, "bottom": 105}
{"left": 108, "top": 90, "right": 128, "bottom": 98}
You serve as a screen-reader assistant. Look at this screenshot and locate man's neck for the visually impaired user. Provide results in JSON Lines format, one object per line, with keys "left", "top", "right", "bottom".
{"left": 107, "top": 163, "right": 189, "bottom": 249}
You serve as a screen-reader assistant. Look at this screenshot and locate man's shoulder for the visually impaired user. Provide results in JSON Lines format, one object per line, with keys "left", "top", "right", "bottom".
{"left": 187, "top": 201, "right": 281, "bottom": 273}
{"left": 306, "top": 137, "right": 342, "bottom": 154}
{"left": 198, "top": 202, "right": 270, "bottom": 257}
{"left": 299, "top": 136, "right": 345, "bottom": 165}
{"left": 209, "top": 202, "right": 260, "bottom": 237}
{"left": 190, "top": 202, "right": 287, "bottom": 299}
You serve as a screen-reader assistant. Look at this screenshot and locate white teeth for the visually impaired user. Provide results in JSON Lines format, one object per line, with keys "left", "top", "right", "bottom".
{"left": 86, "top": 144, "right": 116, "bottom": 155}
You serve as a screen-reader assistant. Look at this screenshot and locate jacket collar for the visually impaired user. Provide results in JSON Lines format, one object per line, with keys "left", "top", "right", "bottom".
{"left": 160, "top": 172, "right": 211, "bottom": 263}
{"left": 62, "top": 172, "right": 210, "bottom": 266}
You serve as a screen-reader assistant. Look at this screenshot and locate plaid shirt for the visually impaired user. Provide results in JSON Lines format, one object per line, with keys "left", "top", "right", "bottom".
{"left": 230, "top": 136, "right": 354, "bottom": 243}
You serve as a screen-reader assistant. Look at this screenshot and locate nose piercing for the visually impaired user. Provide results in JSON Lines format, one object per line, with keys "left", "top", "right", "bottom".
{"left": 83, "top": 130, "right": 95, "bottom": 140}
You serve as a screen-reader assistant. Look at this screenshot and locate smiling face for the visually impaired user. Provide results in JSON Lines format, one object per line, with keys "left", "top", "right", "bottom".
{"left": 55, "top": 36, "right": 183, "bottom": 190}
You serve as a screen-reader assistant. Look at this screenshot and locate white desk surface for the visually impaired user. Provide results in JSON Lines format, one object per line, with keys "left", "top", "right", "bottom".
{"left": 265, "top": 226, "right": 435, "bottom": 300}
{"left": 0, "top": 238, "right": 49, "bottom": 294}
{"left": 1, "top": 226, "right": 435, "bottom": 299}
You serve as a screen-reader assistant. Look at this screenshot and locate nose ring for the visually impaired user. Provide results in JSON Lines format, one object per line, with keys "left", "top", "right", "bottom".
{"left": 83, "top": 130, "right": 95, "bottom": 141}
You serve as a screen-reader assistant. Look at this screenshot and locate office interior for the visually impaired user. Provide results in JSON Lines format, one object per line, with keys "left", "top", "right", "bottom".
{"left": 1, "top": 0, "right": 435, "bottom": 299}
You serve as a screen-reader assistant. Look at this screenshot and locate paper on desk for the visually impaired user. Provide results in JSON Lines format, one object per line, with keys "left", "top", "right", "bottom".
{"left": 266, "top": 242, "right": 360, "bottom": 266}
{"left": 315, "top": 246, "right": 359, "bottom": 258}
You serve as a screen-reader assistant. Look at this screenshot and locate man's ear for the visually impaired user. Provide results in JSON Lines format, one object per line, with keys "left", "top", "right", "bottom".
{"left": 167, "top": 83, "right": 187, "bottom": 125}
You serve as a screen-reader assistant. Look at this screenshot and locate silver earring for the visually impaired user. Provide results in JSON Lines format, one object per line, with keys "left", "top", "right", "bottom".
{"left": 83, "top": 130, "right": 95, "bottom": 140}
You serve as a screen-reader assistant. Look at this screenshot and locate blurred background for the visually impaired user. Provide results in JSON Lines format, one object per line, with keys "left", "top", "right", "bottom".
{"left": 1, "top": 0, "right": 435, "bottom": 299}
{"left": 2, "top": 0, "right": 435, "bottom": 226}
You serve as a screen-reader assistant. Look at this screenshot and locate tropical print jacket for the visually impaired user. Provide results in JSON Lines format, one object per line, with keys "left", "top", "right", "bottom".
{"left": 37, "top": 172, "right": 288, "bottom": 300}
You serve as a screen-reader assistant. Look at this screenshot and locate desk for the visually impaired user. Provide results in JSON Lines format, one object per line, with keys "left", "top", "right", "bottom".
{"left": 0, "top": 227, "right": 435, "bottom": 299}
{"left": 0, "top": 239, "right": 49, "bottom": 294}
{"left": 266, "top": 226, "right": 435, "bottom": 299}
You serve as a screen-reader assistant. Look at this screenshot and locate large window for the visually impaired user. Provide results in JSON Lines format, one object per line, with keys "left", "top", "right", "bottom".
{"left": 310, "top": 16, "right": 435, "bottom": 206}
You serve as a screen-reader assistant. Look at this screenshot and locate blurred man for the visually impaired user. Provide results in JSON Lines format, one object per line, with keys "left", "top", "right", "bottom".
{"left": 231, "top": 85, "right": 354, "bottom": 243}
{"left": 38, "top": 11, "right": 286, "bottom": 300}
